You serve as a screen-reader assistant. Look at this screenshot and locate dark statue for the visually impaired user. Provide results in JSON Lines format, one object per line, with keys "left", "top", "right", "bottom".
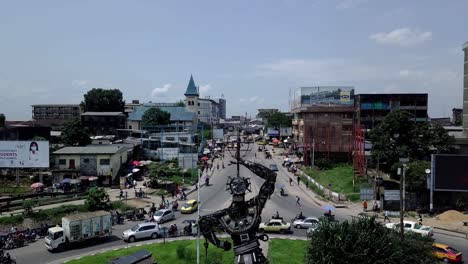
{"left": 199, "top": 158, "right": 277, "bottom": 264}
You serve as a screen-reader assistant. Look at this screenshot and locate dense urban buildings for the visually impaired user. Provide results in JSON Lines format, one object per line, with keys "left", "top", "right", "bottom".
{"left": 81, "top": 112, "right": 126, "bottom": 135}
{"left": 31, "top": 104, "right": 81, "bottom": 127}
{"left": 354, "top": 94, "right": 428, "bottom": 130}
{"left": 291, "top": 86, "right": 355, "bottom": 162}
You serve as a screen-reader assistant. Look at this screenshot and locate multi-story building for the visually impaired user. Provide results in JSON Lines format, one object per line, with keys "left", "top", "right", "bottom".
{"left": 464, "top": 41, "right": 468, "bottom": 129}
{"left": 31, "top": 104, "right": 81, "bottom": 127}
{"left": 291, "top": 86, "right": 355, "bottom": 162}
{"left": 124, "top": 100, "right": 142, "bottom": 115}
{"left": 354, "top": 94, "right": 428, "bottom": 130}
{"left": 81, "top": 112, "right": 126, "bottom": 136}
{"left": 218, "top": 97, "right": 226, "bottom": 120}
{"left": 183, "top": 75, "right": 220, "bottom": 125}
{"left": 452, "top": 108, "right": 463, "bottom": 126}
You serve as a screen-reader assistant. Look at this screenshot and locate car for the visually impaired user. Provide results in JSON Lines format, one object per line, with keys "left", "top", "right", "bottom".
{"left": 268, "top": 164, "right": 278, "bottom": 171}
{"left": 122, "top": 222, "right": 160, "bottom": 243}
{"left": 293, "top": 217, "right": 320, "bottom": 229}
{"left": 384, "top": 220, "right": 433, "bottom": 236}
{"left": 432, "top": 243, "right": 463, "bottom": 263}
{"left": 153, "top": 209, "right": 175, "bottom": 224}
{"left": 259, "top": 219, "right": 291, "bottom": 234}
{"left": 181, "top": 200, "right": 199, "bottom": 214}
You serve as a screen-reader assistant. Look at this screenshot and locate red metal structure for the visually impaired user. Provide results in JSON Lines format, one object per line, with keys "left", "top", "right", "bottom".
{"left": 353, "top": 125, "right": 366, "bottom": 176}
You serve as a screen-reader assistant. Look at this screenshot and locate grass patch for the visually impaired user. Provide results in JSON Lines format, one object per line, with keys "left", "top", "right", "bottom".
{"left": 303, "top": 165, "right": 367, "bottom": 201}
{"left": 300, "top": 175, "right": 324, "bottom": 197}
{"left": 269, "top": 238, "right": 307, "bottom": 264}
{"left": 0, "top": 186, "right": 31, "bottom": 195}
{"left": 0, "top": 215, "right": 24, "bottom": 225}
{"left": 67, "top": 239, "right": 234, "bottom": 264}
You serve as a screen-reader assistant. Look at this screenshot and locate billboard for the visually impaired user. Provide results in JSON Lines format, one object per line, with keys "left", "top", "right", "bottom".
{"left": 292, "top": 86, "right": 355, "bottom": 109}
{"left": 432, "top": 154, "right": 468, "bottom": 192}
{"left": 0, "top": 141, "right": 50, "bottom": 168}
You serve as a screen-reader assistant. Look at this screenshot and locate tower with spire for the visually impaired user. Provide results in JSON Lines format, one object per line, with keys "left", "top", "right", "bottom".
{"left": 184, "top": 75, "right": 200, "bottom": 121}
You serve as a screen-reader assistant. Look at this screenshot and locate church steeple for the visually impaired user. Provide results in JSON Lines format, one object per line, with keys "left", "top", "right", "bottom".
{"left": 184, "top": 75, "right": 199, "bottom": 97}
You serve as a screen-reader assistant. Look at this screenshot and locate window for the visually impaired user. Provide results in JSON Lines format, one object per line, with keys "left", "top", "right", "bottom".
{"left": 59, "top": 159, "right": 66, "bottom": 165}
{"left": 198, "top": 103, "right": 200, "bottom": 106}
{"left": 83, "top": 159, "right": 89, "bottom": 163}
{"left": 100, "top": 159, "right": 110, "bottom": 165}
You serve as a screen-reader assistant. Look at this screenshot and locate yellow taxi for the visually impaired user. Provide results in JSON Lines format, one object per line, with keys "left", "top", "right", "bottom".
{"left": 180, "top": 200, "right": 198, "bottom": 214}
{"left": 432, "top": 243, "right": 462, "bottom": 263}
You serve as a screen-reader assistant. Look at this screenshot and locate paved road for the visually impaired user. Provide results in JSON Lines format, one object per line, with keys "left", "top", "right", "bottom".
{"left": 8, "top": 144, "right": 468, "bottom": 263}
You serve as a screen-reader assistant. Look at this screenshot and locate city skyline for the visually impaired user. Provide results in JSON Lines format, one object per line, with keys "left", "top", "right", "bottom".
{"left": 0, "top": 0, "right": 467, "bottom": 120}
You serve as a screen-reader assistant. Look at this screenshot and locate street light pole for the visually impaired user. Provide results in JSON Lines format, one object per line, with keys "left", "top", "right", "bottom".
{"left": 197, "top": 167, "right": 201, "bottom": 264}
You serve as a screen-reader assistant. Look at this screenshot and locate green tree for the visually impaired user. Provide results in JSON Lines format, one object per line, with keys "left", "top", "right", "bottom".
{"left": 306, "top": 217, "right": 436, "bottom": 264}
{"left": 266, "top": 112, "right": 292, "bottom": 128}
{"left": 85, "top": 187, "right": 110, "bottom": 211}
{"left": 369, "top": 111, "right": 454, "bottom": 173}
{"left": 61, "top": 118, "right": 92, "bottom": 146}
{"left": 175, "top": 100, "right": 185, "bottom": 107}
{"left": 400, "top": 160, "right": 431, "bottom": 191}
{"left": 0, "top": 113, "right": 5, "bottom": 127}
{"left": 80, "top": 88, "right": 125, "bottom": 112}
{"left": 141, "top": 108, "right": 171, "bottom": 127}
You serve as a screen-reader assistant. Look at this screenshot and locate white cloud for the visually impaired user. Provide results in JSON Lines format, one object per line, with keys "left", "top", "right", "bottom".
{"left": 151, "top": 84, "right": 172, "bottom": 98}
{"left": 369, "top": 28, "right": 432, "bottom": 46}
{"left": 199, "top": 84, "right": 212, "bottom": 94}
{"left": 72, "top": 80, "right": 89, "bottom": 88}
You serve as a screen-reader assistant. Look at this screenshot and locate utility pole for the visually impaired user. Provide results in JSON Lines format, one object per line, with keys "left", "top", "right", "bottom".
{"left": 196, "top": 167, "right": 201, "bottom": 264}
{"left": 398, "top": 159, "right": 408, "bottom": 242}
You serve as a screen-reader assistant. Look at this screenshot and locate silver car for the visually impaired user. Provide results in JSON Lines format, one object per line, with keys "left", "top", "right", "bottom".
{"left": 122, "top": 222, "right": 160, "bottom": 243}
{"left": 153, "top": 209, "right": 175, "bottom": 224}
{"left": 293, "top": 217, "right": 319, "bottom": 229}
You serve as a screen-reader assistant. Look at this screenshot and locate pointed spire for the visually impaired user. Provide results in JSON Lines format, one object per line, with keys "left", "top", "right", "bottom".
{"left": 184, "top": 75, "right": 199, "bottom": 97}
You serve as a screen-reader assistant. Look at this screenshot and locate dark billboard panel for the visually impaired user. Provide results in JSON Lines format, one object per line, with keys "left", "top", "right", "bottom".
{"left": 432, "top": 154, "right": 468, "bottom": 192}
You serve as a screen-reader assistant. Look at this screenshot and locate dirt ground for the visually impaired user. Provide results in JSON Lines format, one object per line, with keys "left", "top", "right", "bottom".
{"left": 406, "top": 210, "right": 468, "bottom": 233}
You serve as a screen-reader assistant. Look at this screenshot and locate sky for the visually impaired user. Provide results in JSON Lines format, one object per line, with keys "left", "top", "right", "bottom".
{"left": 0, "top": 0, "right": 466, "bottom": 120}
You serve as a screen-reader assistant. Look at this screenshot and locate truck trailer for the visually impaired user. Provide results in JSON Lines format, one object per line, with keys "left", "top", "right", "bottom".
{"left": 45, "top": 210, "right": 112, "bottom": 251}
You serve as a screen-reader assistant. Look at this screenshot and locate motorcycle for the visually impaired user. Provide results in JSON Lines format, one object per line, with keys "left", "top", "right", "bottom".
{"left": 0, "top": 250, "right": 16, "bottom": 264}
{"left": 168, "top": 224, "right": 178, "bottom": 237}
{"left": 272, "top": 213, "right": 283, "bottom": 221}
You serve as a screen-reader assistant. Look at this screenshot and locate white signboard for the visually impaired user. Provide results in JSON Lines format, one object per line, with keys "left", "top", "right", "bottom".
{"left": 0, "top": 141, "right": 49, "bottom": 168}
{"left": 384, "top": 190, "right": 400, "bottom": 201}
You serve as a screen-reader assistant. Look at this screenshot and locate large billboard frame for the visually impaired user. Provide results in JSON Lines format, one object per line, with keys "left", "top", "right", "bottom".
{"left": 0, "top": 141, "right": 50, "bottom": 168}
{"left": 431, "top": 154, "right": 468, "bottom": 192}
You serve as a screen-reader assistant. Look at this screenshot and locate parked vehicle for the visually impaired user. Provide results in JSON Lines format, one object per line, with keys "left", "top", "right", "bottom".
{"left": 384, "top": 220, "right": 433, "bottom": 236}
{"left": 122, "top": 222, "right": 160, "bottom": 243}
{"left": 259, "top": 219, "right": 291, "bottom": 234}
{"left": 268, "top": 164, "right": 278, "bottom": 171}
{"left": 180, "top": 200, "right": 198, "bottom": 214}
{"left": 293, "top": 217, "right": 319, "bottom": 229}
{"left": 153, "top": 209, "right": 175, "bottom": 224}
{"left": 432, "top": 243, "right": 462, "bottom": 263}
{"left": 44, "top": 211, "right": 112, "bottom": 251}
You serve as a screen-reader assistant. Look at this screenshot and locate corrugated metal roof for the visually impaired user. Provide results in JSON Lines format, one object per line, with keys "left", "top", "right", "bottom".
{"left": 63, "top": 211, "right": 110, "bottom": 221}
{"left": 54, "top": 145, "right": 131, "bottom": 155}
{"left": 128, "top": 105, "right": 195, "bottom": 122}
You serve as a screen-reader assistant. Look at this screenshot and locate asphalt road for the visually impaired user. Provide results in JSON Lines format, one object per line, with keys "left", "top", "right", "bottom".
{"left": 8, "top": 144, "right": 468, "bottom": 263}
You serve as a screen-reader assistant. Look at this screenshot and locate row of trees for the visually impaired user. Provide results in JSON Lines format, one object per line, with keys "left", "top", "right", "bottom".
{"left": 369, "top": 111, "right": 455, "bottom": 190}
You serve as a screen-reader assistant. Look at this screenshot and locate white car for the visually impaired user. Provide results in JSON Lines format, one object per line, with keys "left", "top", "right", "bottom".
{"left": 153, "top": 209, "right": 175, "bottom": 224}
{"left": 293, "top": 217, "right": 320, "bottom": 229}
{"left": 122, "top": 222, "right": 160, "bottom": 243}
{"left": 384, "top": 220, "right": 433, "bottom": 236}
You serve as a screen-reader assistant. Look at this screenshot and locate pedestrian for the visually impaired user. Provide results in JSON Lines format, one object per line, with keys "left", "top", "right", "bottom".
{"left": 182, "top": 190, "right": 187, "bottom": 200}
{"left": 125, "top": 191, "right": 128, "bottom": 200}
{"left": 289, "top": 178, "right": 293, "bottom": 186}
{"left": 119, "top": 188, "right": 123, "bottom": 199}
{"left": 383, "top": 211, "right": 391, "bottom": 222}
{"left": 161, "top": 193, "right": 165, "bottom": 202}
{"left": 418, "top": 214, "right": 423, "bottom": 225}
{"left": 363, "top": 200, "right": 368, "bottom": 212}
{"left": 305, "top": 181, "right": 309, "bottom": 189}
{"left": 166, "top": 199, "right": 170, "bottom": 208}
{"left": 295, "top": 196, "right": 301, "bottom": 207}
{"left": 297, "top": 176, "right": 300, "bottom": 186}
{"left": 133, "top": 179, "right": 137, "bottom": 188}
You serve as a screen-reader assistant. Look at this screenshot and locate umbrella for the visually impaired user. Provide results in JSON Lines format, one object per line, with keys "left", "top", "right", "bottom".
{"left": 321, "top": 205, "right": 336, "bottom": 212}
{"left": 61, "top": 178, "right": 72, "bottom": 184}
{"left": 200, "top": 156, "right": 209, "bottom": 161}
{"left": 70, "top": 179, "right": 80, "bottom": 184}
{"left": 30, "top": 182, "right": 44, "bottom": 189}
{"left": 88, "top": 176, "right": 98, "bottom": 181}
{"left": 131, "top": 160, "right": 141, "bottom": 166}
{"left": 78, "top": 176, "right": 89, "bottom": 180}
{"left": 132, "top": 168, "right": 140, "bottom": 173}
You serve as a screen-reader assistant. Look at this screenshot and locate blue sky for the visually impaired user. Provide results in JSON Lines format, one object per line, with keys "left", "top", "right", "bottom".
{"left": 0, "top": 0, "right": 466, "bottom": 119}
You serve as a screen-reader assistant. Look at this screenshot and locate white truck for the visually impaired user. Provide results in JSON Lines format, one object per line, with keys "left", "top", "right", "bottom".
{"left": 384, "top": 220, "right": 433, "bottom": 236}
{"left": 45, "top": 210, "right": 112, "bottom": 251}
